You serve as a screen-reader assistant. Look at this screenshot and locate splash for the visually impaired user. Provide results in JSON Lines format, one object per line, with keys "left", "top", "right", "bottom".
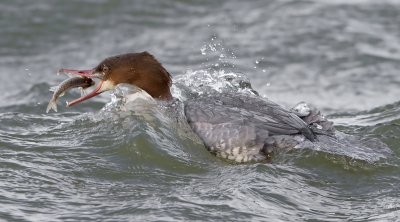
{"left": 199, "top": 34, "right": 237, "bottom": 69}
{"left": 171, "top": 68, "right": 258, "bottom": 102}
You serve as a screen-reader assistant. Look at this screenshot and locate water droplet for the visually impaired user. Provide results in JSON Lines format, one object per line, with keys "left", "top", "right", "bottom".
{"left": 266, "top": 83, "right": 270, "bottom": 86}
{"left": 25, "top": 68, "right": 29, "bottom": 71}
{"left": 263, "top": 70, "right": 266, "bottom": 72}
{"left": 255, "top": 60, "right": 259, "bottom": 64}
{"left": 215, "top": 63, "right": 219, "bottom": 67}
{"left": 200, "top": 46, "right": 206, "bottom": 55}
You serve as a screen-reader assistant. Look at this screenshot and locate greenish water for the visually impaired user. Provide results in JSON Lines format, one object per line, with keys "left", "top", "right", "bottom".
{"left": 0, "top": 0, "right": 399, "bottom": 221}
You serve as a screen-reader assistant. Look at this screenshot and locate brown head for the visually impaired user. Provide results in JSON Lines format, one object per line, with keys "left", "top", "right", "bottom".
{"left": 58, "top": 52, "right": 173, "bottom": 107}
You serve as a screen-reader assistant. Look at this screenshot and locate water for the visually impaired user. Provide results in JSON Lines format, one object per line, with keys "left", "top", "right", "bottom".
{"left": 1, "top": 0, "right": 400, "bottom": 221}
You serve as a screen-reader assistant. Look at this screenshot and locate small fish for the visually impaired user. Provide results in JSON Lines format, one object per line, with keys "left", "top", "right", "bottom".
{"left": 46, "top": 76, "right": 95, "bottom": 113}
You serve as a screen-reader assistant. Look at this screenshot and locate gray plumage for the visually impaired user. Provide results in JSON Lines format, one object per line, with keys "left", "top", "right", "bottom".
{"left": 184, "top": 93, "right": 316, "bottom": 162}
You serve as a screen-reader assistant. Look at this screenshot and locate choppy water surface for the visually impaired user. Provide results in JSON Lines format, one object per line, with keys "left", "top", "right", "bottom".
{"left": 1, "top": 0, "right": 400, "bottom": 221}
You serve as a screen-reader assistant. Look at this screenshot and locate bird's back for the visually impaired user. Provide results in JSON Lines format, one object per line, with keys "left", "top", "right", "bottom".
{"left": 184, "top": 93, "right": 315, "bottom": 162}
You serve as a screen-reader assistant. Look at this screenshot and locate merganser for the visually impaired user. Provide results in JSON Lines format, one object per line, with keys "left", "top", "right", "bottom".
{"left": 57, "top": 52, "right": 326, "bottom": 163}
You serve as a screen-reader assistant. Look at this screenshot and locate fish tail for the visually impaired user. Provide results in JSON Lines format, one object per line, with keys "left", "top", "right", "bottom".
{"left": 46, "top": 100, "right": 58, "bottom": 113}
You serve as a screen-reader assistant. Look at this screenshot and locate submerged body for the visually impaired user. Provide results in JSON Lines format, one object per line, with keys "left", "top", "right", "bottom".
{"left": 52, "top": 52, "right": 391, "bottom": 162}
{"left": 184, "top": 93, "right": 316, "bottom": 162}
{"left": 46, "top": 76, "right": 95, "bottom": 113}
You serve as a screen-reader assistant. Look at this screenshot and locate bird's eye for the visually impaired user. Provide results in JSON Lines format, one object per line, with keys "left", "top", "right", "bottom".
{"left": 102, "top": 66, "right": 109, "bottom": 73}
